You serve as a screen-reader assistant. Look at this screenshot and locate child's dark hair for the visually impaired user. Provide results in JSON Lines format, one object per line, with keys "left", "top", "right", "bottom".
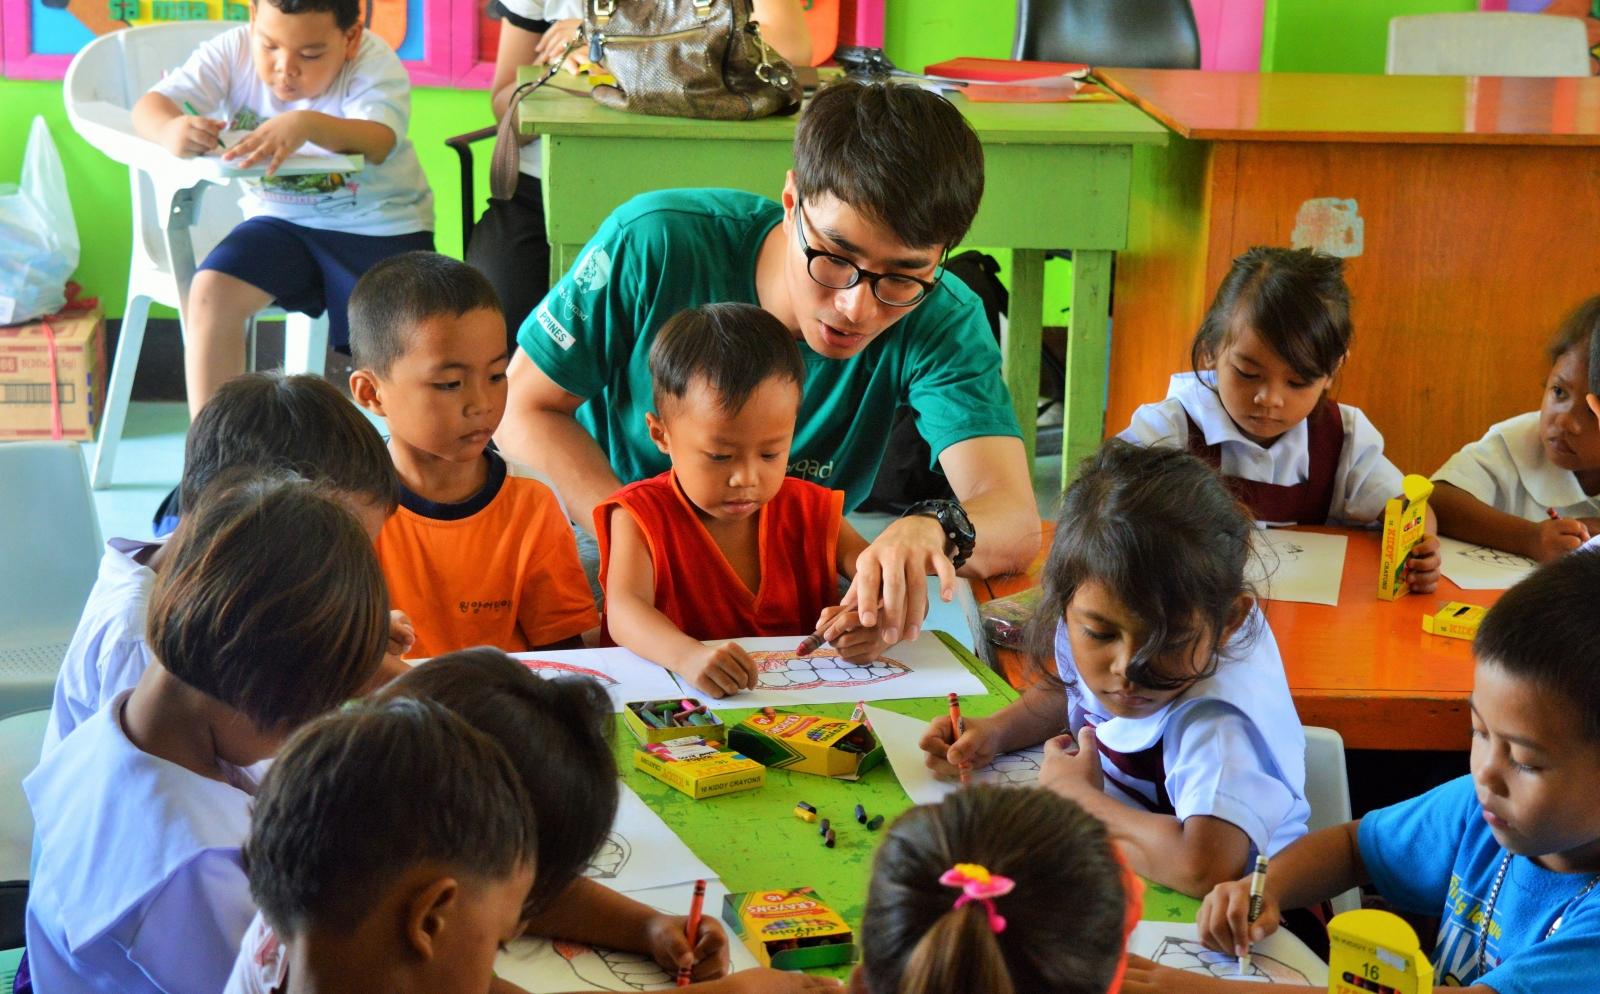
{"left": 1544, "top": 295, "right": 1600, "bottom": 394}
{"left": 147, "top": 471, "right": 389, "bottom": 730}
{"left": 649, "top": 303, "right": 805, "bottom": 416}
{"left": 861, "top": 787, "right": 1133, "bottom": 994}
{"left": 349, "top": 251, "right": 504, "bottom": 377}
{"left": 795, "top": 79, "right": 983, "bottom": 250}
{"left": 1475, "top": 549, "right": 1600, "bottom": 746}
{"left": 245, "top": 697, "right": 536, "bottom": 936}
{"left": 256, "top": 0, "right": 360, "bottom": 32}
{"left": 1031, "top": 440, "right": 1257, "bottom": 691}
{"left": 1192, "top": 246, "right": 1352, "bottom": 383}
{"left": 179, "top": 372, "right": 398, "bottom": 515}
{"left": 375, "top": 648, "right": 619, "bottom": 917}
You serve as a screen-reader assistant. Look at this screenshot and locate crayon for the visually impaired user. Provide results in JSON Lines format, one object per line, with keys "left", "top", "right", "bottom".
{"left": 793, "top": 802, "right": 817, "bottom": 823}
{"left": 678, "top": 879, "right": 706, "bottom": 986}
{"left": 637, "top": 706, "right": 666, "bottom": 729}
{"left": 182, "top": 101, "right": 227, "bottom": 148}
{"left": 818, "top": 818, "right": 830, "bottom": 836}
{"left": 854, "top": 803, "right": 867, "bottom": 824}
{"left": 823, "top": 828, "right": 836, "bottom": 848}
{"left": 1239, "top": 856, "right": 1269, "bottom": 975}
{"left": 866, "top": 814, "right": 884, "bottom": 831}
{"left": 1548, "top": 507, "right": 1563, "bottom": 520}
{"left": 948, "top": 692, "right": 970, "bottom": 787}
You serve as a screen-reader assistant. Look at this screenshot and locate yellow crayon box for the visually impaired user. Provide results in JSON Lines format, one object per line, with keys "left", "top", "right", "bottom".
{"left": 1327, "top": 909, "right": 1433, "bottom": 994}
{"left": 1421, "top": 601, "right": 1487, "bottom": 641}
{"left": 1377, "top": 475, "right": 1433, "bottom": 601}
{"left": 721, "top": 888, "right": 856, "bottom": 970}
{"left": 622, "top": 698, "right": 725, "bottom": 745}
{"left": 632, "top": 740, "right": 764, "bottom": 800}
{"left": 729, "top": 709, "right": 885, "bottom": 780}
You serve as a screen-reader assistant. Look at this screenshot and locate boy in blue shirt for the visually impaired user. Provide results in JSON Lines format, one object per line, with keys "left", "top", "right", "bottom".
{"left": 1135, "top": 551, "right": 1600, "bottom": 993}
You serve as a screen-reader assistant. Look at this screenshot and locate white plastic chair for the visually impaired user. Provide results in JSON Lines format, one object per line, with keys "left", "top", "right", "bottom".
{"left": 62, "top": 23, "right": 330, "bottom": 490}
{"left": 1387, "top": 12, "right": 1592, "bottom": 77}
{"left": 0, "top": 443, "right": 103, "bottom": 720}
{"left": 0, "top": 709, "right": 48, "bottom": 883}
{"left": 1303, "top": 725, "right": 1360, "bottom": 915}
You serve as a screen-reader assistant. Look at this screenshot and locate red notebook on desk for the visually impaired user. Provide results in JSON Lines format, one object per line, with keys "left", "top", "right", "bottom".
{"left": 924, "top": 57, "right": 1091, "bottom": 82}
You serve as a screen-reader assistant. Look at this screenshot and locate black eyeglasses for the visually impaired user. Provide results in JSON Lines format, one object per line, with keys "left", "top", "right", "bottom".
{"left": 793, "top": 195, "right": 945, "bottom": 307}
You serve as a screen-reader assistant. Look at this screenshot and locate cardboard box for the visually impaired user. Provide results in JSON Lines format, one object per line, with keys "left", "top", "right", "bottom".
{"left": 1422, "top": 601, "right": 1486, "bottom": 641}
{"left": 1377, "top": 475, "right": 1432, "bottom": 601}
{"left": 721, "top": 888, "right": 856, "bottom": 970}
{"left": 633, "top": 741, "right": 765, "bottom": 800}
{"left": 729, "top": 709, "right": 884, "bottom": 780}
{"left": 623, "top": 698, "right": 725, "bottom": 745}
{"left": 0, "top": 308, "right": 106, "bottom": 442}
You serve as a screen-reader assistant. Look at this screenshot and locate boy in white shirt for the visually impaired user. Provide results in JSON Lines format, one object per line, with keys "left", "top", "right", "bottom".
{"left": 1432, "top": 297, "right": 1600, "bottom": 562}
{"left": 132, "top": 0, "right": 434, "bottom": 418}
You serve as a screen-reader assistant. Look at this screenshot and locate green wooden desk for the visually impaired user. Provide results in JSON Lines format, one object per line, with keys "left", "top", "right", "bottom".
{"left": 515, "top": 78, "right": 1169, "bottom": 479}
{"left": 603, "top": 633, "right": 1201, "bottom": 981}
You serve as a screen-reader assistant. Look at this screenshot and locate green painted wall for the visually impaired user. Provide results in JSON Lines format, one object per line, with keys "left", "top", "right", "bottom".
{"left": 1261, "top": 0, "right": 1478, "bottom": 74}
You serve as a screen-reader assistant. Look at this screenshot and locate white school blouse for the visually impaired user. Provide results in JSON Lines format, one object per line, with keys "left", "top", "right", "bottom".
{"left": 1432, "top": 411, "right": 1600, "bottom": 520}
{"left": 1118, "top": 372, "right": 1404, "bottom": 526}
{"left": 1056, "top": 604, "right": 1311, "bottom": 861}
{"left": 24, "top": 691, "right": 259, "bottom": 994}
{"left": 222, "top": 913, "right": 285, "bottom": 994}
{"left": 43, "top": 537, "right": 160, "bottom": 756}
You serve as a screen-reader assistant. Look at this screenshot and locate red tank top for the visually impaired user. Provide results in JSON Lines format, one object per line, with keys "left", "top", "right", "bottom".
{"left": 595, "top": 472, "right": 844, "bottom": 643}
{"left": 1185, "top": 398, "right": 1346, "bottom": 525}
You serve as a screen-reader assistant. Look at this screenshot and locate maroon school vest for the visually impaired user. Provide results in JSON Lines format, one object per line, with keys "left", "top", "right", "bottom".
{"left": 1185, "top": 399, "right": 1345, "bottom": 525}
{"left": 1071, "top": 702, "right": 1173, "bottom": 815}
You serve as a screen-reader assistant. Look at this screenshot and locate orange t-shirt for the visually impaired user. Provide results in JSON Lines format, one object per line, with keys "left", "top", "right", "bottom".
{"left": 377, "top": 453, "right": 598, "bottom": 659}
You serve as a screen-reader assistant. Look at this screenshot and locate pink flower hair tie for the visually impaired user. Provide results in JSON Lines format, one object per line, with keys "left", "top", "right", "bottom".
{"left": 939, "top": 863, "right": 1015, "bottom": 934}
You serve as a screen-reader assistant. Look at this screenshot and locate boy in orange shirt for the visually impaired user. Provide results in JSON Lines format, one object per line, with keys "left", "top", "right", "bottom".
{"left": 349, "top": 251, "right": 597, "bottom": 658}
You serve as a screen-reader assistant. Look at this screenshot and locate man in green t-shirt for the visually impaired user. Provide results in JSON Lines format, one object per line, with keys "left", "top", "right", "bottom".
{"left": 498, "top": 79, "right": 1041, "bottom": 642}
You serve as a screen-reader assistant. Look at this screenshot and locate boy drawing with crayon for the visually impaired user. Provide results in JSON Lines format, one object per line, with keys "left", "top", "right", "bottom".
{"left": 597, "top": 303, "right": 893, "bottom": 698}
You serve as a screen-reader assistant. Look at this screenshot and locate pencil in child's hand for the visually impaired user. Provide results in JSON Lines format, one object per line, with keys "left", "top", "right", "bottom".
{"left": 678, "top": 879, "right": 707, "bottom": 986}
{"left": 947, "top": 692, "right": 970, "bottom": 787}
{"left": 1239, "top": 855, "right": 1269, "bottom": 975}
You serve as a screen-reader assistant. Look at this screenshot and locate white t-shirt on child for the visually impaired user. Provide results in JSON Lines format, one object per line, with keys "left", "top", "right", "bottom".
{"left": 150, "top": 25, "right": 433, "bottom": 236}
{"left": 24, "top": 691, "right": 259, "bottom": 994}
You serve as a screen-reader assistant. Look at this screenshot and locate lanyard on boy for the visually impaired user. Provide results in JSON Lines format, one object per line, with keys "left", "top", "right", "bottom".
{"left": 1470, "top": 850, "right": 1600, "bottom": 980}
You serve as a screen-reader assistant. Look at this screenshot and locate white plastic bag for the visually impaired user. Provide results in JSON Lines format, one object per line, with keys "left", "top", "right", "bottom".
{"left": 0, "top": 116, "right": 81, "bottom": 325}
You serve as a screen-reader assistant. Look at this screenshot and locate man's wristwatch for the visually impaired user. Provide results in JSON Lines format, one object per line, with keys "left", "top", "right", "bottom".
{"left": 901, "top": 498, "right": 976, "bottom": 569}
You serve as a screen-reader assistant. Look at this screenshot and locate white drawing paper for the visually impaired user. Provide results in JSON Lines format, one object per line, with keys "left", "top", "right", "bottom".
{"left": 496, "top": 880, "right": 761, "bottom": 992}
{"left": 681, "top": 635, "right": 986, "bottom": 711}
{"left": 865, "top": 705, "right": 1045, "bottom": 805}
{"left": 509, "top": 647, "right": 687, "bottom": 712}
{"left": 1245, "top": 529, "right": 1347, "bottom": 606}
{"left": 208, "top": 134, "right": 362, "bottom": 176}
{"left": 1129, "top": 921, "right": 1327, "bottom": 986}
{"left": 1438, "top": 536, "right": 1538, "bottom": 590}
{"left": 590, "top": 785, "right": 714, "bottom": 895}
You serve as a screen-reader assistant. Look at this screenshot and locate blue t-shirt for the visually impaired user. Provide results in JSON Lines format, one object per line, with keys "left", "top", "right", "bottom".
{"left": 516, "top": 188, "right": 1021, "bottom": 512}
{"left": 1358, "top": 775, "right": 1600, "bottom": 992}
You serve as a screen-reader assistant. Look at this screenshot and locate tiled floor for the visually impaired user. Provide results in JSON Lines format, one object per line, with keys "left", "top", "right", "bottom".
{"left": 89, "top": 402, "right": 1068, "bottom": 543}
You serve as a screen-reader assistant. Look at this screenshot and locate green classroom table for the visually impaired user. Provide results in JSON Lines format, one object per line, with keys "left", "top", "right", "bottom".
{"left": 514, "top": 77, "right": 1169, "bottom": 481}
{"left": 605, "top": 633, "right": 1202, "bottom": 981}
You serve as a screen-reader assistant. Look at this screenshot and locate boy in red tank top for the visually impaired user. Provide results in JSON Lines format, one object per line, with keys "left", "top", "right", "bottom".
{"left": 597, "top": 303, "right": 888, "bottom": 698}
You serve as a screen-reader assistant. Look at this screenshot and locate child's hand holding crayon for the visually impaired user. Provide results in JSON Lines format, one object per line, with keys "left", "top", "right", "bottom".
{"left": 159, "top": 111, "right": 225, "bottom": 158}
{"left": 919, "top": 711, "right": 1002, "bottom": 779}
{"left": 643, "top": 908, "right": 728, "bottom": 983}
{"left": 1194, "top": 871, "right": 1284, "bottom": 964}
{"left": 811, "top": 604, "right": 890, "bottom": 664}
{"left": 676, "top": 641, "right": 759, "bottom": 699}
{"left": 1534, "top": 513, "right": 1591, "bottom": 561}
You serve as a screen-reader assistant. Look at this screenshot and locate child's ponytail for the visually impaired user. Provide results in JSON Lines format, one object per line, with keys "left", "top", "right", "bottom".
{"left": 895, "top": 904, "right": 1016, "bottom": 994}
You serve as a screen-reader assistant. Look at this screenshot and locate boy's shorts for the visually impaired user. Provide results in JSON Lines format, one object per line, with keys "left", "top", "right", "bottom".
{"left": 197, "top": 217, "right": 434, "bottom": 351}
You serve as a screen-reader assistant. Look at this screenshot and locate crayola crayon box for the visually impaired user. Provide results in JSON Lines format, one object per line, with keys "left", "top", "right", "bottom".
{"left": 722, "top": 888, "right": 856, "bottom": 970}
{"left": 623, "top": 698, "right": 725, "bottom": 745}
{"left": 1377, "top": 475, "right": 1433, "bottom": 601}
{"left": 632, "top": 737, "right": 764, "bottom": 800}
{"left": 729, "top": 709, "right": 884, "bottom": 780}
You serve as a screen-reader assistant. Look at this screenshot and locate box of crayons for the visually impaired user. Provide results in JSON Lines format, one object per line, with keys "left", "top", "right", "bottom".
{"left": 632, "top": 736, "right": 765, "bottom": 800}
{"left": 721, "top": 887, "right": 856, "bottom": 970}
{"left": 729, "top": 709, "right": 884, "bottom": 780}
{"left": 1377, "top": 474, "right": 1433, "bottom": 601}
{"left": 1422, "top": 601, "right": 1486, "bottom": 641}
{"left": 623, "top": 698, "right": 725, "bottom": 745}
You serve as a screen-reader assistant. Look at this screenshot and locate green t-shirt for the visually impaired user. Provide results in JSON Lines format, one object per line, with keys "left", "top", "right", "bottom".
{"left": 516, "top": 188, "right": 1021, "bottom": 512}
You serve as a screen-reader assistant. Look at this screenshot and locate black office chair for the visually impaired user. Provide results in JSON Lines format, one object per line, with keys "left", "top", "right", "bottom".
{"left": 1012, "top": 0, "right": 1201, "bottom": 69}
{"left": 444, "top": 126, "right": 498, "bottom": 250}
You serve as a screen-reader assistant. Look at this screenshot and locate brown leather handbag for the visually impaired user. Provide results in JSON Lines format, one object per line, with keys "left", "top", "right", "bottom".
{"left": 491, "top": 0, "right": 801, "bottom": 199}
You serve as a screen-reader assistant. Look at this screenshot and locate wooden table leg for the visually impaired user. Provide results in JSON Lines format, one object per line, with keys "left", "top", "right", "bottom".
{"left": 1002, "top": 249, "right": 1044, "bottom": 463}
{"left": 1062, "top": 249, "right": 1112, "bottom": 486}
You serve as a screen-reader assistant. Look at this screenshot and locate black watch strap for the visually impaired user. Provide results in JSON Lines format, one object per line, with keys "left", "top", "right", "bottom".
{"left": 902, "top": 498, "right": 976, "bottom": 569}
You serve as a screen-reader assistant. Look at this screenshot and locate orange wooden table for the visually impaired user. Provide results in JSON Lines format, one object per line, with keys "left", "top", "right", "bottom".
{"left": 972, "top": 525, "right": 1502, "bottom": 752}
{"left": 1095, "top": 68, "right": 1600, "bottom": 478}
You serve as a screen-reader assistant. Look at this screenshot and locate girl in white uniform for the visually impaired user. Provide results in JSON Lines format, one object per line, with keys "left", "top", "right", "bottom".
{"left": 22, "top": 474, "right": 389, "bottom": 994}
{"left": 1432, "top": 296, "right": 1600, "bottom": 561}
{"left": 1118, "top": 246, "right": 1440, "bottom": 592}
{"left": 921, "top": 442, "right": 1310, "bottom": 899}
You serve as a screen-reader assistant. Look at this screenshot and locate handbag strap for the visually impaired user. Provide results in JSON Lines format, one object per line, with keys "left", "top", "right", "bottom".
{"left": 489, "top": 30, "right": 586, "bottom": 201}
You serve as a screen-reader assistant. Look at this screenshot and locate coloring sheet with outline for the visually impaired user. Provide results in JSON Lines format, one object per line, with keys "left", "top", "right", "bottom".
{"left": 1438, "top": 536, "right": 1537, "bottom": 590}
{"left": 1246, "top": 529, "right": 1347, "bottom": 606}
{"left": 508, "top": 648, "right": 687, "bottom": 713}
{"left": 1129, "top": 921, "right": 1326, "bottom": 986}
{"left": 495, "top": 880, "right": 761, "bottom": 992}
{"left": 589, "top": 784, "right": 713, "bottom": 895}
{"left": 680, "top": 636, "right": 986, "bottom": 711}
{"left": 865, "top": 705, "right": 1045, "bottom": 805}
